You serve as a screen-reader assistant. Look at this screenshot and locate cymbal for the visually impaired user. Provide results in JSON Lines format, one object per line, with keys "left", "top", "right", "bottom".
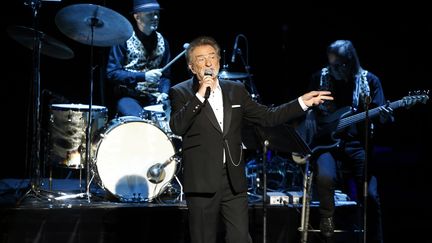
{"left": 218, "top": 70, "right": 249, "bottom": 80}
{"left": 144, "top": 104, "right": 164, "bottom": 113}
{"left": 7, "top": 25, "right": 74, "bottom": 59}
{"left": 55, "top": 4, "right": 133, "bottom": 47}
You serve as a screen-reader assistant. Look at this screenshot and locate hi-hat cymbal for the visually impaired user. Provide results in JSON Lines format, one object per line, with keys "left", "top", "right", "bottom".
{"left": 7, "top": 25, "right": 74, "bottom": 59}
{"left": 55, "top": 4, "right": 133, "bottom": 47}
{"left": 218, "top": 70, "right": 249, "bottom": 80}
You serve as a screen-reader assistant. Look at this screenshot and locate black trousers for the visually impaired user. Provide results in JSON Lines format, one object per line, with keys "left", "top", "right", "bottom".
{"left": 314, "top": 141, "right": 383, "bottom": 243}
{"left": 185, "top": 165, "right": 251, "bottom": 243}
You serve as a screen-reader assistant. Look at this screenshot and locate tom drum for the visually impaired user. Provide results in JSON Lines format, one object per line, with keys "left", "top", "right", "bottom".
{"left": 48, "top": 103, "right": 108, "bottom": 169}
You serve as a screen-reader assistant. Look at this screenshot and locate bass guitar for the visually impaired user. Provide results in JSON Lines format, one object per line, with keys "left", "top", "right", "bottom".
{"left": 293, "top": 91, "right": 429, "bottom": 163}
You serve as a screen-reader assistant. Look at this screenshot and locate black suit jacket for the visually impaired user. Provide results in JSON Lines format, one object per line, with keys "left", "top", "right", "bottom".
{"left": 169, "top": 77, "right": 306, "bottom": 193}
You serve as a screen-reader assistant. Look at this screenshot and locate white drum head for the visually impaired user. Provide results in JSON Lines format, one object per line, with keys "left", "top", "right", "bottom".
{"left": 94, "top": 119, "right": 176, "bottom": 202}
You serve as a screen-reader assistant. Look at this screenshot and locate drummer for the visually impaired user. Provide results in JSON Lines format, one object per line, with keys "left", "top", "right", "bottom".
{"left": 106, "top": 0, "right": 172, "bottom": 119}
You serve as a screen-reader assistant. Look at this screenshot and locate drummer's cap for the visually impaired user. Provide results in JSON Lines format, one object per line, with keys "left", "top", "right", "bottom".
{"left": 132, "top": 0, "right": 161, "bottom": 13}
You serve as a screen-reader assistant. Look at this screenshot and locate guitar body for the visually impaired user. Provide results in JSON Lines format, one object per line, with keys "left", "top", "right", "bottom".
{"left": 296, "top": 107, "right": 352, "bottom": 155}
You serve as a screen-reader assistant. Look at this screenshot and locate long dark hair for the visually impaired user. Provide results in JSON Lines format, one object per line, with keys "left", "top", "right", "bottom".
{"left": 327, "top": 40, "right": 361, "bottom": 79}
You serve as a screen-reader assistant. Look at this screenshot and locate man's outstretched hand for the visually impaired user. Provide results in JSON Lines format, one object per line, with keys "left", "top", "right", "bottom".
{"left": 301, "top": 91, "right": 333, "bottom": 108}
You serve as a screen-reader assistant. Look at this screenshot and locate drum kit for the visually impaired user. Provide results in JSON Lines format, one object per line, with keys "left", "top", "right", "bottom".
{"left": 11, "top": 1, "right": 182, "bottom": 203}
{"left": 45, "top": 102, "right": 182, "bottom": 202}
{"left": 10, "top": 1, "right": 278, "bottom": 204}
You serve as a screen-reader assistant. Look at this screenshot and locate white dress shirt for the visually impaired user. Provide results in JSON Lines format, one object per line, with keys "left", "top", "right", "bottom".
{"left": 196, "top": 84, "right": 225, "bottom": 162}
{"left": 207, "top": 86, "right": 224, "bottom": 130}
{"left": 195, "top": 84, "right": 224, "bottom": 130}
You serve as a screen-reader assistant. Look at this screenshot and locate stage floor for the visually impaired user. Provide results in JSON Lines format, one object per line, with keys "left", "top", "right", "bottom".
{"left": 1, "top": 178, "right": 362, "bottom": 243}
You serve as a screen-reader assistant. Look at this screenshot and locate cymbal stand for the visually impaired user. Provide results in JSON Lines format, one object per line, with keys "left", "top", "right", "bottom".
{"left": 53, "top": 13, "right": 100, "bottom": 203}
{"left": 83, "top": 16, "right": 101, "bottom": 202}
{"left": 17, "top": 0, "right": 53, "bottom": 205}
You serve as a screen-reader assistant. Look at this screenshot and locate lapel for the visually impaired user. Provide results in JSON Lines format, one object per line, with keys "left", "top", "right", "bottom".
{"left": 190, "top": 78, "right": 233, "bottom": 135}
{"left": 191, "top": 77, "right": 223, "bottom": 134}
{"left": 203, "top": 102, "right": 223, "bottom": 134}
{"left": 220, "top": 81, "right": 232, "bottom": 137}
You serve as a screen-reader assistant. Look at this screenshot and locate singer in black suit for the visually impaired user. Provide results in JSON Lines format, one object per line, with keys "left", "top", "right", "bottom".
{"left": 169, "top": 36, "right": 333, "bottom": 243}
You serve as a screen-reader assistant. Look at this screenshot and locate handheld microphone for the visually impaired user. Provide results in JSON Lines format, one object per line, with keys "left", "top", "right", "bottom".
{"left": 204, "top": 87, "right": 211, "bottom": 100}
{"left": 231, "top": 35, "right": 239, "bottom": 63}
{"left": 204, "top": 69, "right": 213, "bottom": 100}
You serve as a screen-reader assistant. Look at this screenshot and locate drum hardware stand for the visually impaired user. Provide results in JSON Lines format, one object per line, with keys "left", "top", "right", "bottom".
{"left": 16, "top": 0, "right": 61, "bottom": 205}
{"left": 163, "top": 156, "right": 184, "bottom": 203}
{"left": 173, "top": 174, "right": 184, "bottom": 202}
{"left": 170, "top": 149, "right": 184, "bottom": 203}
{"left": 83, "top": 34, "right": 97, "bottom": 202}
{"left": 156, "top": 174, "right": 184, "bottom": 204}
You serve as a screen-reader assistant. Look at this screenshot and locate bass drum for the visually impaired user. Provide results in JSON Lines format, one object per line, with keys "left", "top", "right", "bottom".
{"left": 92, "top": 116, "right": 178, "bottom": 202}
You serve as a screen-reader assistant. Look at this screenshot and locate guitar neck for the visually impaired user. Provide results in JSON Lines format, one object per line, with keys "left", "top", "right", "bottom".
{"left": 336, "top": 100, "right": 402, "bottom": 131}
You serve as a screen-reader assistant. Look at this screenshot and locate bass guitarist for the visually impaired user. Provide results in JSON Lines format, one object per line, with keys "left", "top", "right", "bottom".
{"left": 305, "top": 40, "right": 393, "bottom": 243}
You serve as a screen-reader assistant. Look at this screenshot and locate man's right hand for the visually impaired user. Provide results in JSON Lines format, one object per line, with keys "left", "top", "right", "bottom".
{"left": 301, "top": 91, "right": 333, "bottom": 107}
{"left": 198, "top": 73, "right": 214, "bottom": 98}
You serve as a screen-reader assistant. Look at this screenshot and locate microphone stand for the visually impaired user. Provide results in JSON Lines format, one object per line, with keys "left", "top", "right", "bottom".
{"left": 363, "top": 96, "right": 372, "bottom": 243}
{"left": 236, "top": 35, "right": 261, "bottom": 103}
{"left": 255, "top": 125, "right": 312, "bottom": 242}
{"left": 262, "top": 140, "right": 269, "bottom": 243}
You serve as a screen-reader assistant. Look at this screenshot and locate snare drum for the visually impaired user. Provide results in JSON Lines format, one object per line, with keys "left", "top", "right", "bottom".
{"left": 48, "top": 104, "right": 108, "bottom": 169}
{"left": 92, "top": 116, "right": 178, "bottom": 202}
{"left": 143, "top": 103, "right": 172, "bottom": 134}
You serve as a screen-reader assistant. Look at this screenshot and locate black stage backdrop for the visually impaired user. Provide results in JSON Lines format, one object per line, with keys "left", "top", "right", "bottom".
{"left": 1, "top": 1, "right": 431, "bottom": 242}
